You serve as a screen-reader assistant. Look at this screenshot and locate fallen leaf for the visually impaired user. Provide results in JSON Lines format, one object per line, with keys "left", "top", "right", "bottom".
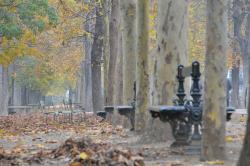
{"left": 69, "top": 162, "right": 82, "bottom": 166}
{"left": 79, "top": 152, "right": 89, "bottom": 160}
{"left": 206, "top": 160, "right": 224, "bottom": 165}
{"left": 12, "top": 148, "right": 23, "bottom": 154}
{"left": 240, "top": 115, "right": 246, "bottom": 122}
{"left": 36, "top": 144, "right": 45, "bottom": 148}
{"left": 0, "top": 129, "right": 5, "bottom": 134}
{"left": 225, "top": 136, "right": 233, "bottom": 143}
{"left": 45, "top": 140, "right": 58, "bottom": 144}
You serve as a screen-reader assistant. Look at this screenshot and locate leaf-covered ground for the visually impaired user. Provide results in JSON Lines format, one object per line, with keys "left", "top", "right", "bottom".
{"left": 0, "top": 111, "right": 246, "bottom": 166}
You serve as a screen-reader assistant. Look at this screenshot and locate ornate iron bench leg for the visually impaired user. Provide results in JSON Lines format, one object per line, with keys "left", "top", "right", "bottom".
{"left": 130, "top": 111, "right": 135, "bottom": 131}
{"left": 170, "top": 120, "right": 192, "bottom": 147}
{"left": 192, "top": 124, "right": 201, "bottom": 140}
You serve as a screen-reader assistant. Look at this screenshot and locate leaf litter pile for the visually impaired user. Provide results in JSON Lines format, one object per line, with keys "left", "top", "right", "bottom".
{"left": 0, "top": 112, "right": 144, "bottom": 166}
{"left": 53, "top": 137, "right": 143, "bottom": 166}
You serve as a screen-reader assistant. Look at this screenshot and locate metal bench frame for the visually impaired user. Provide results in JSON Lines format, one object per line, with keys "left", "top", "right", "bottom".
{"left": 149, "top": 61, "right": 234, "bottom": 146}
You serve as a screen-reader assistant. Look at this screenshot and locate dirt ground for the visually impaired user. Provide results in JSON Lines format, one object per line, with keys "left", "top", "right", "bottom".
{"left": 0, "top": 112, "right": 246, "bottom": 166}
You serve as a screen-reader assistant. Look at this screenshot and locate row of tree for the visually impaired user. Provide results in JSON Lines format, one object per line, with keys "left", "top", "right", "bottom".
{"left": 0, "top": 0, "right": 249, "bottom": 164}
{"left": 1, "top": 0, "right": 248, "bottom": 113}
{"left": 73, "top": 0, "right": 250, "bottom": 164}
{"left": 0, "top": 0, "right": 89, "bottom": 112}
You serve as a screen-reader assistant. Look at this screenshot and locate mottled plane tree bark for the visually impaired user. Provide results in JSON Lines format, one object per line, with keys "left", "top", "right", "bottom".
{"left": 135, "top": 0, "right": 149, "bottom": 132}
{"left": 112, "top": 17, "right": 124, "bottom": 126}
{"left": 142, "top": 0, "right": 188, "bottom": 143}
{"left": 91, "top": 0, "right": 105, "bottom": 114}
{"left": 201, "top": 0, "right": 228, "bottom": 161}
{"left": 120, "top": 0, "right": 136, "bottom": 105}
{"left": 103, "top": 0, "right": 110, "bottom": 105}
{"left": 84, "top": 0, "right": 94, "bottom": 113}
{"left": 237, "top": 9, "right": 250, "bottom": 166}
{"left": 107, "top": 0, "right": 119, "bottom": 105}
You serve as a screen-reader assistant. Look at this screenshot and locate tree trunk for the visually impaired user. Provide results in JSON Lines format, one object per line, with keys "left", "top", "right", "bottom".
{"left": 237, "top": 97, "right": 250, "bottom": 165}
{"left": 21, "top": 86, "right": 28, "bottom": 106}
{"left": 237, "top": 13, "right": 250, "bottom": 166}
{"left": 75, "top": 78, "right": 81, "bottom": 103}
{"left": 242, "top": 55, "right": 249, "bottom": 108}
{"left": 13, "top": 80, "right": 22, "bottom": 106}
{"left": 79, "top": 63, "right": 85, "bottom": 106}
{"left": 27, "top": 89, "right": 41, "bottom": 105}
{"left": 113, "top": 1, "right": 123, "bottom": 106}
{"left": 103, "top": 0, "right": 110, "bottom": 105}
{"left": 114, "top": 34, "right": 123, "bottom": 106}
{"left": 68, "top": 87, "right": 73, "bottom": 103}
{"left": 135, "top": 0, "right": 149, "bottom": 132}
{"left": 231, "top": 0, "right": 242, "bottom": 108}
{"left": 84, "top": 0, "right": 93, "bottom": 113}
{"left": 142, "top": 0, "right": 188, "bottom": 143}
{"left": 201, "top": 0, "right": 227, "bottom": 161}
{"left": 107, "top": 0, "right": 119, "bottom": 105}
{"left": 112, "top": 24, "right": 124, "bottom": 126}
{"left": 241, "top": 11, "right": 250, "bottom": 108}
{"left": 0, "top": 65, "right": 9, "bottom": 115}
{"left": 148, "top": 0, "right": 157, "bottom": 106}
{"left": 120, "top": 0, "right": 136, "bottom": 105}
{"left": 12, "top": 62, "right": 22, "bottom": 106}
{"left": 232, "top": 65, "right": 240, "bottom": 108}
{"left": 91, "top": 1, "right": 105, "bottom": 114}
{"left": 7, "top": 64, "right": 14, "bottom": 110}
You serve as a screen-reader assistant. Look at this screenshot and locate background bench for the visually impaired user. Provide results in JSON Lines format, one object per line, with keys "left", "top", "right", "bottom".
{"left": 97, "top": 83, "right": 136, "bottom": 130}
{"left": 8, "top": 105, "right": 33, "bottom": 114}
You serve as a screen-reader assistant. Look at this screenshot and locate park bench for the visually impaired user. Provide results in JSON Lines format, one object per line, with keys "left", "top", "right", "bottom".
{"left": 96, "top": 106, "right": 115, "bottom": 119}
{"left": 148, "top": 61, "right": 235, "bottom": 147}
{"left": 97, "top": 111, "right": 107, "bottom": 119}
{"left": 97, "top": 105, "right": 135, "bottom": 130}
{"left": 8, "top": 105, "right": 33, "bottom": 114}
{"left": 97, "top": 84, "right": 136, "bottom": 130}
{"left": 43, "top": 103, "right": 85, "bottom": 123}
